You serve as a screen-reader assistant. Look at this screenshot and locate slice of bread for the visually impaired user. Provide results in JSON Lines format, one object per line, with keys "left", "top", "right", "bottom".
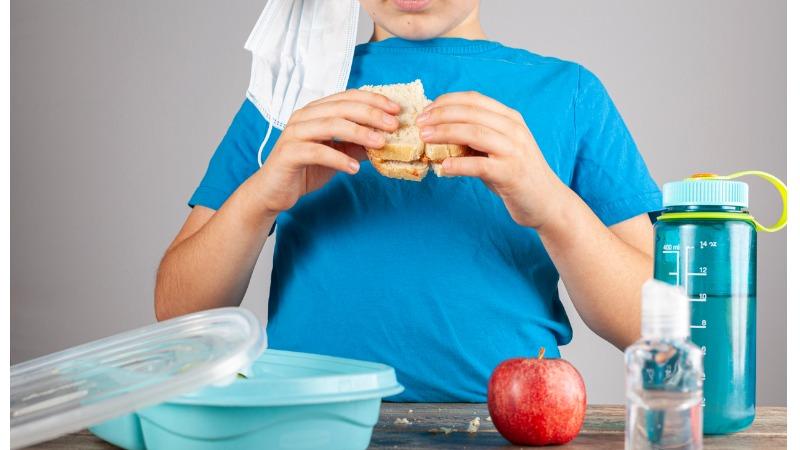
{"left": 425, "top": 143, "right": 471, "bottom": 162}
{"left": 359, "top": 80, "right": 468, "bottom": 181}
{"left": 360, "top": 80, "right": 426, "bottom": 162}
{"left": 371, "top": 159, "right": 430, "bottom": 181}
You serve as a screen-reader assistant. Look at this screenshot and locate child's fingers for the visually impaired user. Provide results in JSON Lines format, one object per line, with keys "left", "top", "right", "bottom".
{"left": 328, "top": 141, "right": 368, "bottom": 161}
{"left": 439, "top": 156, "right": 501, "bottom": 182}
{"left": 293, "top": 100, "right": 399, "bottom": 132}
{"left": 286, "top": 117, "right": 385, "bottom": 149}
{"left": 419, "top": 123, "right": 514, "bottom": 156}
{"left": 425, "top": 91, "right": 521, "bottom": 122}
{"left": 306, "top": 89, "right": 401, "bottom": 114}
{"left": 416, "top": 104, "right": 523, "bottom": 137}
{"left": 283, "top": 142, "right": 360, "bottom": 174}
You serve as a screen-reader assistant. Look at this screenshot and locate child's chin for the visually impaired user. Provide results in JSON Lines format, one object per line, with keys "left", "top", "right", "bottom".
{"left": 381, "top": 19, "right": 452, "bottom": 41}
{"left": 392, "top": 31, "right": 445, "bottom": 40}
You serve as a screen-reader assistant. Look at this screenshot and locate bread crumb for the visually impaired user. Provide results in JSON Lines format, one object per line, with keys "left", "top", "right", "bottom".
{"left": 486, "top": 416, "right": 492, "bottom": 422}
{"left": 394, "top": 418, "right": 411, "bottom": 425}
{"left": 408, "top": 409, "right": 413, "bottom": 413}
{"left": 467, "top": 417, "right": 481, "bottom": 433}
{"left": 428, "top": 427, "right": 454, "bottom": 435}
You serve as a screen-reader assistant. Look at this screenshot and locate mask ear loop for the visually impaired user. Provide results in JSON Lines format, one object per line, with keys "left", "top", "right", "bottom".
{"left": 257, "top": 96, "right": 277, "bottom": 168}
{"left": 257, "top": 119, "right": 273, "bottom": 168}
{"left": 720, "top": 170, "right": 788, "bottom": 232}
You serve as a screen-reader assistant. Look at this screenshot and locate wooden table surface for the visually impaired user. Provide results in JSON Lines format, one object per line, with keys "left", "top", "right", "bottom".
{"left": 27, "top": 404, "right": 786, "bottom": 449}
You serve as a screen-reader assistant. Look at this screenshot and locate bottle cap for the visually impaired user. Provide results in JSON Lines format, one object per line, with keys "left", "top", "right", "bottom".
{"left": 662, "top": 176, "right": 748, "bottom": 208}
{"left": 641, "top": 279, "right": 690, "bottom": 340}
{"left": 660, "top": 170, "right": 787, "bottom": 233}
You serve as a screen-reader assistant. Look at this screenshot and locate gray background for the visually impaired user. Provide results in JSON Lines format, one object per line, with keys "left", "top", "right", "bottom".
{"left": 11, "top": 0, "right": 786, "bottom": 405}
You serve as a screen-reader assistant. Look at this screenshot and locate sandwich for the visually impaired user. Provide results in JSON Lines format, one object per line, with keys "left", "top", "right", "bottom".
{"left": 359, "top": 80, "right": 470, "bottom": 181}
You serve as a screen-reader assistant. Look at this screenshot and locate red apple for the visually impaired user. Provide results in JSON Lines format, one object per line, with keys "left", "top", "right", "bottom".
{"left": 488, "top": 347, "right": 587, "bottom": 446}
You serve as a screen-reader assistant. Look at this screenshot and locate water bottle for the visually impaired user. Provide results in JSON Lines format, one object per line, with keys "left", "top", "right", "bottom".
{"left": 653, "top": 171, "right": 787, "bottom": 434}
{"left": 625, "top": 279, "right": 704, "bottom": 450}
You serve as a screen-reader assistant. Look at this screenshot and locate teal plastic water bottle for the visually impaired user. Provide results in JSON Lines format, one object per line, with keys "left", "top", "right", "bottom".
{"left": 653, "top": 171, "right": 787, "bottom": 435}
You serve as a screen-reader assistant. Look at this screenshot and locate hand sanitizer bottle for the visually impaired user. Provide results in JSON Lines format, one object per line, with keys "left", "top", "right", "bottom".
{"left": 625, "top": 280, "right": 704, "bottom": 449}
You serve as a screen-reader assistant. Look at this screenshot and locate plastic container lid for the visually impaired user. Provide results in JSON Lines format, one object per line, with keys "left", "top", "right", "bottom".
{"left": 10, "top": 307, "right": 265, "bottom": 449}
{"left": 662, "top": 175, "right": 749, "bottom": 208}
{"left": 171, "top": 349, "right": 404, "bottom": 407}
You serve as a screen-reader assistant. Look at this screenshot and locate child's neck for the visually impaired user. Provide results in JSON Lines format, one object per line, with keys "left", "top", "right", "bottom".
{"left": 371, "top": 8, "right": 487, "bottom": 42}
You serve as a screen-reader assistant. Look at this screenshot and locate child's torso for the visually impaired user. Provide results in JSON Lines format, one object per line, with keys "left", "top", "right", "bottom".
{"left": 267, "top": 38, "right": 579, "bottom": 401}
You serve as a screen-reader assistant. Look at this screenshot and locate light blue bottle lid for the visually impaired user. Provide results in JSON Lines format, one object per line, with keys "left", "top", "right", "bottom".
{"left": 662, "top": 175, "right": 748, "bottom": 208}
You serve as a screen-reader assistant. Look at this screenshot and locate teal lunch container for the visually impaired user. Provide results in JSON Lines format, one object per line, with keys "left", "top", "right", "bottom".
{"left": 10, "top": 308, "right": 403, "bottom": 450}
{"left": 653, "top": 171, "right": 787, "bottom": 435}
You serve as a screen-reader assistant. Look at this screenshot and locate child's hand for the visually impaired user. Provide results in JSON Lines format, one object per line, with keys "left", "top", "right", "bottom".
{"left": 416, "top": 91, "right": 570, "bottom": 230}
{"left": 253, "top": 90, "right": 400, "bottom": 215}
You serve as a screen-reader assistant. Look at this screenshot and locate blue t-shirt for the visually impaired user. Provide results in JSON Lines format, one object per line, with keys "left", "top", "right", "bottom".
{"left": 190, "top": 37, "right": 661, "bottom": 402}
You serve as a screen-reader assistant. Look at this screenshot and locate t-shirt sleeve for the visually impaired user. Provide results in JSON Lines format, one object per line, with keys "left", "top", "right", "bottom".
{"left": 188, "top": 99, "right": 280, "bottom": 210}
{"left": 570, "top": 65, "right": 662, "bottom": 226}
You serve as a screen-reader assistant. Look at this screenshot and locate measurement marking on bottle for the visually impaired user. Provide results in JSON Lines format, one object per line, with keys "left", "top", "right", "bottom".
{"left": 699, "top": 241, "right": 717, "bottom": 249}
{"left": 662, "top": 249, "right": 680, "bottom": 284}
{"left": 683, "top": 247, "right": 691, "bottom": 292}
{"left": 689, "top": 320, "right": 707, "bottom": 329}
{"left": 687, "top": 268, "right": 708, "bottom": 277}
{"left": 661, "top": 245, "right": 710, "bottom": 292}
{"left": 690, "top": 293, "right": 707, "bottom": 303}
{"left": 681, "top": 246, "right": 709, "bottom": 297}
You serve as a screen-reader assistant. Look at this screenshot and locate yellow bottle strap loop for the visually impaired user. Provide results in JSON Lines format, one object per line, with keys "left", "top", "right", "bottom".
{"left": 717, "top": 171, "right": 788, "bottom": 232}
{"left": 658, "top": 211, "right": 757, "bottom": 224}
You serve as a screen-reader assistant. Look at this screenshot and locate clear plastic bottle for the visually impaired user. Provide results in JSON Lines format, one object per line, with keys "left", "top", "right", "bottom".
{"left": 625, "top": 280, "right": 704, "bottom": 450}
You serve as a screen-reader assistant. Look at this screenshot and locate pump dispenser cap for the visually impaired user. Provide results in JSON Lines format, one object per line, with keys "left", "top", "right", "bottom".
{"left": 641, "top": 279, "right": 690, "bottom": 340}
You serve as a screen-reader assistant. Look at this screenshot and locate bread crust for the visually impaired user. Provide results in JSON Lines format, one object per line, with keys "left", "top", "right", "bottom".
{"left": 370, "top": 158, "right": 429, "bottom": 181}
{"left": 368, "top": 143, "right": 470, "bottom": 179}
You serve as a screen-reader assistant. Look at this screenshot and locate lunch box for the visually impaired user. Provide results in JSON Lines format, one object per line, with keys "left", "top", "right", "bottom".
{"left": 11, "top": 308, "right": 403, "bottom": 450}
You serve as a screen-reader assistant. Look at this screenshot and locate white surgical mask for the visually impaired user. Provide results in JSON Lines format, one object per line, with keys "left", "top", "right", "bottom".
{"left": 245, "top": 0, "right": 361, "bottom": 166}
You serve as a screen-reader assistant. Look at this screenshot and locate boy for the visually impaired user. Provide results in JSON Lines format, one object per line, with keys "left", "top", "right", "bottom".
{"left": 155, "top": 0, "right": 661, "bottom": 401}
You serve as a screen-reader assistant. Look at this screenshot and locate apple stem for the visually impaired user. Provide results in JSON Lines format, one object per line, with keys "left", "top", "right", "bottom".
{"left": 537, "top": 347, "right": 545, "bottom": 360}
